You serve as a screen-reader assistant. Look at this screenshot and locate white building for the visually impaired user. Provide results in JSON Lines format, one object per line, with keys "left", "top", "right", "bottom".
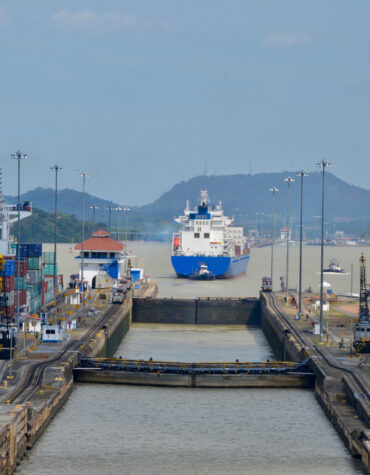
{"left": 75, "top": 229, "right": 125, "bottom": 288}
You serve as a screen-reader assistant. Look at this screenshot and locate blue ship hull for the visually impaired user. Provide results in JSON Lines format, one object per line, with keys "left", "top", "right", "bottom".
{"left": 171, "top": 255, "right": 250, "bottom": 279}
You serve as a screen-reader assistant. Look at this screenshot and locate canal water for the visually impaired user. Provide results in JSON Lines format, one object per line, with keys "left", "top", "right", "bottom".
{"left": 18, "top": 243, "right": 366, "bottom": 474}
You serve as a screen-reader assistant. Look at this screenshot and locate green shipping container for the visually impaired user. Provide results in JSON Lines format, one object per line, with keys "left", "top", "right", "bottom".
{"left": 27, "top": 257, "right": 41, "bottom": 270}
{"left": 15, "top": 277, "right": 25, "bottom": 290}
{"left": 43, "top": 252, "right": 55, "bottom": 264}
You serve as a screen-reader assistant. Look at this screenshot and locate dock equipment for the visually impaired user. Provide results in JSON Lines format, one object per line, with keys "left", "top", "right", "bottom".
{"left": 353, "top": 253, "right": 370, "bottom": 352}
{"left": 77, "top": 357, "right": 312, "bottom": 375}
{"left": 261, "top": 276, "right": 272, "bottom": 292}
{"left": 73, "top": 357, "right": 315, "bottom": 388}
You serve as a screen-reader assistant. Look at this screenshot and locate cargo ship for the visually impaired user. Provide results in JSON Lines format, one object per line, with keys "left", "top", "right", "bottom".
{"left": 171, "top": 190, "right": 250, "bottom": 278}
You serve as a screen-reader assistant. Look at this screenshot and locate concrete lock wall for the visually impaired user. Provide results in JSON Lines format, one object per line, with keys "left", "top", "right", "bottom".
{"left": 132, "top": 297, "right": 260, "bottom": 325}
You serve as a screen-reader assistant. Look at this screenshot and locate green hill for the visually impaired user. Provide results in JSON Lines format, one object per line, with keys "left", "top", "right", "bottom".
{"left": 6, "top": 171, "right": 370, "bottom": 238}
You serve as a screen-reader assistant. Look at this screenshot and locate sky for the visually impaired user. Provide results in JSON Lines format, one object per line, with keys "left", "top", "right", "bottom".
{"left": 0, "top": 0, "right": 369, "bottom": 205}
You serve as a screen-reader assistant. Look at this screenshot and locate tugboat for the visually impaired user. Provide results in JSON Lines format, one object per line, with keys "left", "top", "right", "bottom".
{"left": 189, "top": 264, "right": 215, "bottom": 280}
{"left": 323, "top": 258, "right": 345, "bottom": 274}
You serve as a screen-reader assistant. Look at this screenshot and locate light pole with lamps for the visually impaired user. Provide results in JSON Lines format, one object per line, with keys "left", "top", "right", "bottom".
{"left": 115, "top": 207, "right": 123, "bottom": 241}
{"left": 284, "top": 176, "right": 294, "bottom": 302}
{"left": 50, "top": 165, "right": 62, "bottom": 299}
{"left": 10, "top": 150, "right": 28, "bottom": 334}
{"left": 123, "top": 207, "right": 130, "bottom": 274}
{"left": 296, "top": 171, "right": 309, "bottom": 318}
{"left": 90, "top": 205, "right": 99, "bottom": 224}
{"left": 105, "top": 206, "right": 114, "bottom": 233}
{"left": 317, "top": 159, "right": 331, "bottom": 342}
{"left": 80, "top": 172, "right": 90, "bottom": 299}
{"left": 269, "top": 187, "right": 278, "bottom": 290}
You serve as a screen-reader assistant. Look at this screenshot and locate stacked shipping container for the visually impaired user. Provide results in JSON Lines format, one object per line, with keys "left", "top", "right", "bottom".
{"left": 0, "top": 245, "right": 64, "bottom": 320}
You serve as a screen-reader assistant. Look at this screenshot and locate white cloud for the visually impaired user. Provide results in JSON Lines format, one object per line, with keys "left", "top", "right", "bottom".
{"left": 0, "top": 6, "right": 9, "bottom": 27}
{"left": 50, "top": 10, "right": 170, "bottom": 33}
{"left": 263, "top": 32, "right": 311, "bottom": 48}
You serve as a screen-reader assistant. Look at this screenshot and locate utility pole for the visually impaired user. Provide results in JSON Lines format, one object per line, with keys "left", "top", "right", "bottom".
{"left": 316, "top": 159, "right": 331, "bottom": 342}
{"left": 89, "top": 205, "right": 99, "bottom": 224}
{"left": 80, "top": 172, "right": 90, "bottom": 299}
{"left": 123, "top": 207, "right": 130, "bottom": 274}
{"left": 10, "top": 150, "right": 28, "bottom": 334}
{"left": 269, "top": 187, "right": 278, "bottom": 290}
{"left": 296, "top": 171, "right": 309, "bottom": 318}
{"left": 50, "top": 165, "right": 62, "bottom": 299}
{"left": 115, "top": 207, "right": 123, "bottom": 241}
{"left": 105, "top": 206, "right": 114, "bottom": 233}
{"left": 284, "top": 176, "right": 294, "bottom": 302}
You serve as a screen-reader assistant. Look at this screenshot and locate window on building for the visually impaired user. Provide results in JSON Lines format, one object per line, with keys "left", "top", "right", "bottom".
{"left": 109, "top": 252, "right": 115, "bottom": 258}
{"left": 204, "top": 233, "right": 210, "bottom": 238}
{"left": 194, "top": 233, "right": 200, "bottom": 238}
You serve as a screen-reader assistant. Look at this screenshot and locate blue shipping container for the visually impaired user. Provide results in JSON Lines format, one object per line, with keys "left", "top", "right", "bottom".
{"left": 0, "top": 260, "right": 15, "bottom": 277}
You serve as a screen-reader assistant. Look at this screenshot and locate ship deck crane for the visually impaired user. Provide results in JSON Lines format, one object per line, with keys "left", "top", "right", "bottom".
{"left": 353, "top": 253, "right": 370, "bottom": 353}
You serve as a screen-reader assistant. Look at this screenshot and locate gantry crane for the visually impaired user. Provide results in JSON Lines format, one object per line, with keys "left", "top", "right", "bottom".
{"left": 353, "top": 253, "right": 370, "bottom": 353}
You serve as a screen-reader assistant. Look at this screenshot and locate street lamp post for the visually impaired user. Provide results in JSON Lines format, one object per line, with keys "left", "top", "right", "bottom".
{"left": 10, "top": 150, "right": 28, "bottom": 334}
{"left": 50, "top": 165, "right": 62, "bottom": 299}
{"left": 105, "top": 206, "right": 114, "bottom": 233}
{"left": 284, "top": 176, "right": 294, "bottom": 302}
{"left": 296, "top": 171, "right": 309, "bottom": 318}
{"left": 89, "top": 205, "right": 99, "bottom": 224}
{"left": 269, "top": 187, "right": 278, "bottom": 290}
{"left": 115, "top": 207, "right": 123, "bottom": 241}
{"left": 80, "top": 172, "right": 90, "bottom": 299}
{"left": 123, "top": 207, "right": 130, "bottom": 274}
{"left": 316, "top": 159, "right": 331, "bottom": 342}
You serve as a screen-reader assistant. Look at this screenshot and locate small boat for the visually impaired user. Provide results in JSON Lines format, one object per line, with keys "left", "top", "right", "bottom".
{"left": 189, "top": 264, "right": 215, "bottom": 280}
{"left": 323, "top": 258, "right": 345, "bottom": 273}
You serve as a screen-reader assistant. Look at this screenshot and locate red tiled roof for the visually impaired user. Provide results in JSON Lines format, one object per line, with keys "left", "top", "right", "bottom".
{"left": 75, "top": 230, "right": 124, "bottom": 251}
{"left": 92, "top": 229, "right": 111, "bottom": 237}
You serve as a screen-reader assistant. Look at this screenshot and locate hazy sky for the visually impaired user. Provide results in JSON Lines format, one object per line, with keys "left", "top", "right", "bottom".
{"left": 0, "top": 0, "right": 369, "bottom": 205}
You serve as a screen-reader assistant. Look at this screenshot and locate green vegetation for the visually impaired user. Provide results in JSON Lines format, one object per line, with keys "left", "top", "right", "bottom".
{"left": 12, "top": 207, "right": 107, "bottom": 243}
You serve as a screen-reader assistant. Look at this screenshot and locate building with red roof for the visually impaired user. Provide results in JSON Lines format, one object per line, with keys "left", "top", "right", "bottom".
{"left": 75, "top": 229, "right": 125, "bottom": 288}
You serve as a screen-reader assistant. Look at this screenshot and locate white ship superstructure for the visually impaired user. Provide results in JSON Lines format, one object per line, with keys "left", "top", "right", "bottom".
{"left": 171, "top": 190, "right": 249, "bottom": 278}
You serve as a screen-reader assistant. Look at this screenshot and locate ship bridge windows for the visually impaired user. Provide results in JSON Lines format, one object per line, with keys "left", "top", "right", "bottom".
{"left": 194, "top": 233, "right": 200, "bottom": 238}
{"left": 204, "top": 233, "right": 210, "bottom": 238}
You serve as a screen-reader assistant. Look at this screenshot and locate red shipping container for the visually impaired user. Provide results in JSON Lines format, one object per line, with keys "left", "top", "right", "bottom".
{"left": 3, "top": 275, "right": 15, "bottom": 292}
{"left": 59, "top": 274, "right": 63, "bottom": 285}
{"left": 4, "top": 255, "right": 15, "bottom": 260}
{"left": 15, "top": 290, "right": 27, "bottom": 306}
{"left": 15, "top": 260, "right": 28, "bottom": 277}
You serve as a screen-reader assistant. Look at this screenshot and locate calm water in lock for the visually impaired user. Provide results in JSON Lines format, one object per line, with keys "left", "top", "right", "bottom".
{"left": 18, "top": 242, "right": 367, "bottom": 474}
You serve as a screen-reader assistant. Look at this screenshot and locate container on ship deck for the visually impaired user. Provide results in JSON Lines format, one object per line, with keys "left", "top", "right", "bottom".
{"left": 15, "top": 259, "right": 28, "bottom": 277}
{"left": 15, "top": 276, "right": 25, "bottom": 290}
{"left": 27, "top": 270, "right": 40, "bottom": 285}
{"left": 2, "top": 275, "right": 15, "bottom": 292}
{"left": 27, "top": 257, "right": 42, "bottom": 270}
{"left": 43, "top": 264, "right": 56, "bottom": 275}
{"left": 20, "top": 243, "right": 42, "bottom": 258}
{"left": 15, "top": 290, "right": 27, "bottom": 306}
{"left": 43, "top": 252, "right": 55, "bottom": 264}
{"left": 0, "top": 260, "right": 15, "bottom": 277}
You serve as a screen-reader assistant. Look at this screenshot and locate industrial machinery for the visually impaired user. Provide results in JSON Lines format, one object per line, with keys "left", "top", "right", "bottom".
{"left": 261, "top": 276, "right": 272, "bottom": 292}
{"left": 353, "top": 253, "right": 370, "bottom": 353}
{"left": 112, "top": 287, "right": 125, "bottom": 304}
